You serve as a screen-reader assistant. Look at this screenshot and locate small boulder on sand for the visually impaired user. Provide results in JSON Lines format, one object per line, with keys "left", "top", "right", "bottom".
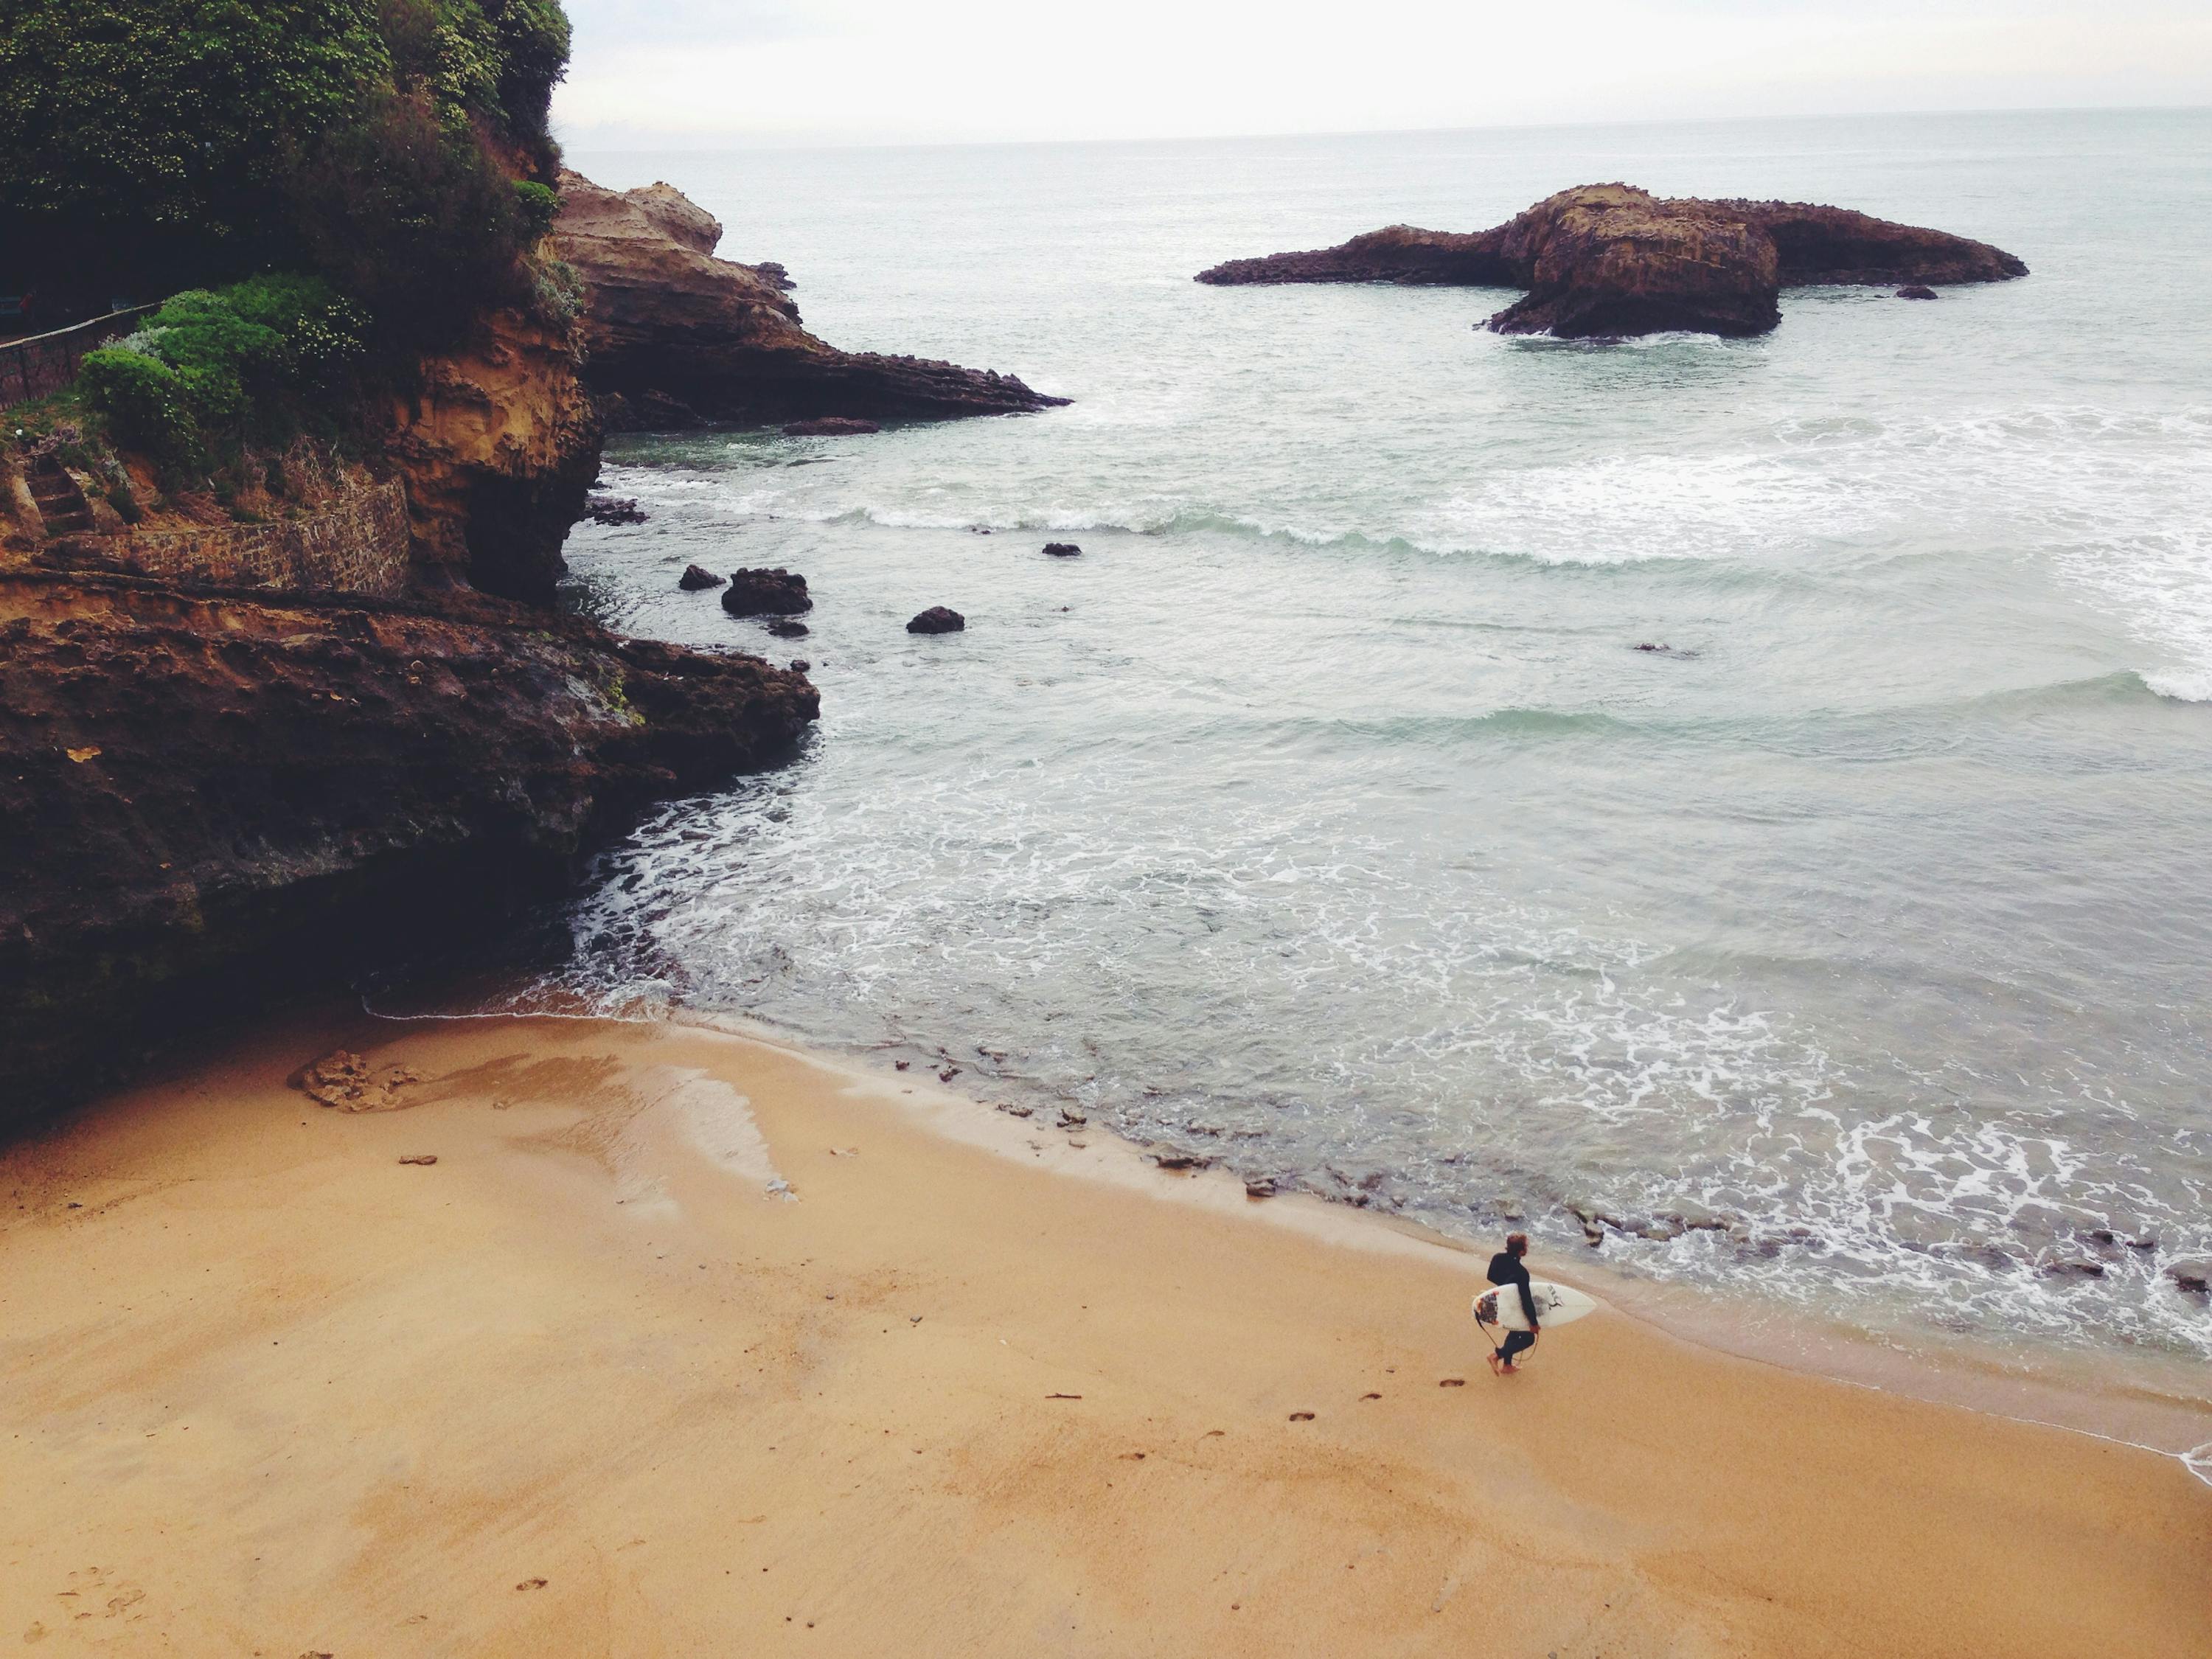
{"left": 289, "top": 1050, "right": 422, "bottom": 1112}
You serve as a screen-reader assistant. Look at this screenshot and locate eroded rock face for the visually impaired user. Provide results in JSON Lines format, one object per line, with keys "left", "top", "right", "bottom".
{"left": 0, "top": 575, "right": 818, "bottom": 1118}
{"left": 1485, "top": 186, "right": 1781, "bottom": 338}
{"left": 554, "top": 172, "right": 1071, "bottom": 426}
{"left": 1196, "top": 183, "right": 2026, "bottom": 338}
{"left": 380, "top": 305, "right": 602, "bottom": 604}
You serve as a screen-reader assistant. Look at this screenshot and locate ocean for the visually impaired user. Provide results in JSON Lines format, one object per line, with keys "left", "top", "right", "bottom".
{"left": 548, "top": 110, "right": 2211, "bottom": 1411}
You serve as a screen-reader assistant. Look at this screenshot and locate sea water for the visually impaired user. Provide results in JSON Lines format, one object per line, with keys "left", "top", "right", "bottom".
{"left": 549, "top": 111, "right": 2212, "bottom": 1390}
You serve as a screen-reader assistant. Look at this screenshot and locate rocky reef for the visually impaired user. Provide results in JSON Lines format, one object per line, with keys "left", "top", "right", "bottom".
{"left": 0, "top": 574, "right": 817, "bottom": 1116}
{"left": 1196, "top": 183, "right": 2027, "bottom": 338}
{"left": 553, "top": 173, "right": 1070, "bottom": 428}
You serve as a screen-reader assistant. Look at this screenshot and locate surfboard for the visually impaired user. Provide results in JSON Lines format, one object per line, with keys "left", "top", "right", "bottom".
{"left": 1472, "top": 1279, "right": 1598, "bottom": 1334}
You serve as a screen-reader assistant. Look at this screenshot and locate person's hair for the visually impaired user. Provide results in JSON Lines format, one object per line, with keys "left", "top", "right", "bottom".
{"left": 1506, "top": 1231, "right": 1528, "bottom": 1256}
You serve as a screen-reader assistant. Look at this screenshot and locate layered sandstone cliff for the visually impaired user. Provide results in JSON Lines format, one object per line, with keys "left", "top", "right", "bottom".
{"left": 553, "top": 173, "right": 1069, "bottom": 428}
{"left": 381, "top": 305, "right": 602, "bottom": 605}
{"left": 0, "top": 575, "right": 817, "bottom": 1115}
{"left": 1197, "top": 183, "right": 2027, "bottom": 338}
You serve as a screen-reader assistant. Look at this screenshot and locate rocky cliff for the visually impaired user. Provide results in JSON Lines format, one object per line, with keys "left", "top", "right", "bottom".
{"left": 381, "top": 305, "right": 603, "bottom": 605}
{"left": 0, "top": 574, "right": 818, "bottom": 1116}
{"left": 553, "top": 172, "right": 1070, "bottom": 428}
{"left": 1196, "top": 183, "right": 2027, "bottom": 338}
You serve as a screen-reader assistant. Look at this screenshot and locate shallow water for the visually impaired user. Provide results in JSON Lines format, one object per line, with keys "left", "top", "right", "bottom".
{"left": 546, "top": 111, "right": 2212, "bottom": 1382}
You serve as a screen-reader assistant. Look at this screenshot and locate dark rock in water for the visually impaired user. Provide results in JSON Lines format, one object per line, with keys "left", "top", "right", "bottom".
{"left": 720, "top": 568, "right": 811, "bottom": 616}
{"left": 1042, "top": 542, "right": 1082, "bottom": 557}
{"left": 782, "top": 417, "right": 881, "bottom": 437}
{"left": 2168, "top": 1259, "right": 2211, "bottom": 1293}
{"left": 765, "top": 619, "right": 810, "bottom": 639}
{"left": 2038, "top": 1257, "right": 2108, "bottom": 1280}
{"left": 788, "top": 658, "right": 810, "bottom": 672}
{"left": 1896, "top": 285, "right": 1939, "bottom": 300}
{"left": 678, "top": 563, "right": 725, "bottom": 591}
{"left": 0, "top": 580, "right": 818, "bottom": 1122}
{"left": 1197, "top": 182, "right": 2026, "bottom": 339}
{"left": 585, "top": 495, "right": 647, "bottom": 525}
{"left": 907, "top": 605, "right": 965, "bottom": 634}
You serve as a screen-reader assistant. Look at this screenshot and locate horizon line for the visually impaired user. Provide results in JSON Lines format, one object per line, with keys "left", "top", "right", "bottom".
{"left": 554, "top": 98, "right": 2212, "bottom": 157}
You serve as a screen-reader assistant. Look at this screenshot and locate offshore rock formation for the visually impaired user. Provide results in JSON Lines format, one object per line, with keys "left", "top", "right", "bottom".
{"left": 553, "top": 173, "right": 1070, "bottom": 428}
{"left": 1195, "top": 184, "right": 2027, "bottom": 338}
{"left": 0, "top": 575, "right": 818, "bottom": 1119}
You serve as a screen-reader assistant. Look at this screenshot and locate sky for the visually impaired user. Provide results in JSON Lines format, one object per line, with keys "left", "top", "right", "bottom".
{"left": 549, "top": 0, "right": 2212, "bottom": 149}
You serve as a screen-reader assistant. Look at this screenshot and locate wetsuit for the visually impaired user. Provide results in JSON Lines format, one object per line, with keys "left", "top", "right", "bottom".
{"left": 1486, "top": 1250, "right": 1539, "bottom": 1364}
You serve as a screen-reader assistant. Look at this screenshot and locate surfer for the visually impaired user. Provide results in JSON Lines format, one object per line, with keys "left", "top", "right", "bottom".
{"left": 1486, "top": 1232, "right": 1540, "bottom": 1374}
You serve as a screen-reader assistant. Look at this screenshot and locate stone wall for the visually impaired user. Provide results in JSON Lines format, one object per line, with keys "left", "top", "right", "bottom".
{"left": 32, "top": 479, "right": 411, "bottom": 597}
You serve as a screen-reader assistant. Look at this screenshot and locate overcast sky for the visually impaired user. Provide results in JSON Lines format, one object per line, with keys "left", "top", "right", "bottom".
{"left": 551, "top": 0, "right": 2212, "bottom": 149}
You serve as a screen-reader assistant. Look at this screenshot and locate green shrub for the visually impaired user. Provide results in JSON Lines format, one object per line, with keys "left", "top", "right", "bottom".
{"left": 80, "top": 274, "right": 375, "bottom": 477}
{"left": 0, "top": 1, "right": 573, "bottom": 335}
{"left": 79, "top": 347, "right": 199, "bottom": 471}
{"left": 513, "top": 178, "right": 559, "bottom": 240}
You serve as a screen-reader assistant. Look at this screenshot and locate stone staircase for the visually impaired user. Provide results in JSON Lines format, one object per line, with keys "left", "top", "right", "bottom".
{"left": 27, "top": 459, "right": 94, "bottom": 536}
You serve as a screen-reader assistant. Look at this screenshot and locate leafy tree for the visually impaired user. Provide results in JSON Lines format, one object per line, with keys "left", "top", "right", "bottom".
{"left": 0, "top": 0, "right": 570, "bottom": 337}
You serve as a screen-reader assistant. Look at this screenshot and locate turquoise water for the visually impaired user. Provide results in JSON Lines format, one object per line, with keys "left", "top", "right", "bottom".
{"left": 554, "top": 111, "right": 2212, "bottom": 1373}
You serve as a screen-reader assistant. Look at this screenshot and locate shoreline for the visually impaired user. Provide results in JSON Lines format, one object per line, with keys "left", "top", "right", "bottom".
{"left": 4, "top": 1007, "right": 2207, "bottom": 1653}
{"left": 389, "top": 990, "right": 2212, "bottom": 1471}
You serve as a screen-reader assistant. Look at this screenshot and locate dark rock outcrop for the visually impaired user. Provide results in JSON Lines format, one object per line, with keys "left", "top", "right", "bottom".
{"left": 0, "top": 574, "right": 818, "bottom": 1119}
{"left": 720, "top": 568, "right": 810, "bottom": 616}
{"left": 585, "top": 495, "right": 648, "bottom": 525}
{"left": 1196, "top": 183, "right": 2025, "bottom": 338}
{"left": 907, "top": 606, "right": 964, "bottom": 634}
{"left": 1042, "top": 542, "right": 1082, "bottom": 557}
{"left": 554, "top": 173, "right": 1070, "bottom": 427}
{"left": 678, "top": 563, "right": 726, "bottom": 591}
{"left": 782, "top": 417, "right": 881, "bottom": 437}
{"left": 1896, "top": 285, "right": 1939, "bottom": 301}
{"left": 765, "top": 619, "right": 809, "bottom": 639}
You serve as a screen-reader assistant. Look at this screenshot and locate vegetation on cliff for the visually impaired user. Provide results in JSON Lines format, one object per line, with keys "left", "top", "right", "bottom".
{"left": 77, "top": 276, "right": 370, "bottom": 478}
{"left": 0, "top": 0, "right": 571, "bottom": 341}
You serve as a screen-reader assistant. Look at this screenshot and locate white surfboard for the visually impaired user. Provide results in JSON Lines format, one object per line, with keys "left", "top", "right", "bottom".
{"left": 1472, "top": 1279, "right": 1597, "bottom": 1334}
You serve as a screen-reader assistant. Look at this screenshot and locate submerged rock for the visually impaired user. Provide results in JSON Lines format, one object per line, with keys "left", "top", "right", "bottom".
{"left": 1197, "top": 182, "right": 2026, "bottom": 339}
{"left": 782, "top": 417, "right": 881, "bottom": 437}
{"left": 907, "top": 606, "right": 965, "bottom": 634}
{"left": 765, "top": 619, "right": 810, "bottom": 639}
{"left": 1896, "top": 285, "right": 1940, "bottom": 300}
{"left": 1042, "top": 542, "right": 1082, "bottom": 557}
{"left": 720, "top": 568, "right": 812, "bottom": 616}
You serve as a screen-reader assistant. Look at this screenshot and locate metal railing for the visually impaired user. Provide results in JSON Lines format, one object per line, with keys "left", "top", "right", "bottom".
{"left": 0, "top": 306, "right": 158, "bottom": 412}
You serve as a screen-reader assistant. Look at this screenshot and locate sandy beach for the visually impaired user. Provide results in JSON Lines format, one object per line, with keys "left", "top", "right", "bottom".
{"left": 4, "top": 1011, "right": 2207, "bottom": 1656}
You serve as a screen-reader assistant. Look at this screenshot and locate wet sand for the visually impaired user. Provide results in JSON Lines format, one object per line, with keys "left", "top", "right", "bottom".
{"left": 3, "top": 1012, "right": 2206, "bottom": 1655}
